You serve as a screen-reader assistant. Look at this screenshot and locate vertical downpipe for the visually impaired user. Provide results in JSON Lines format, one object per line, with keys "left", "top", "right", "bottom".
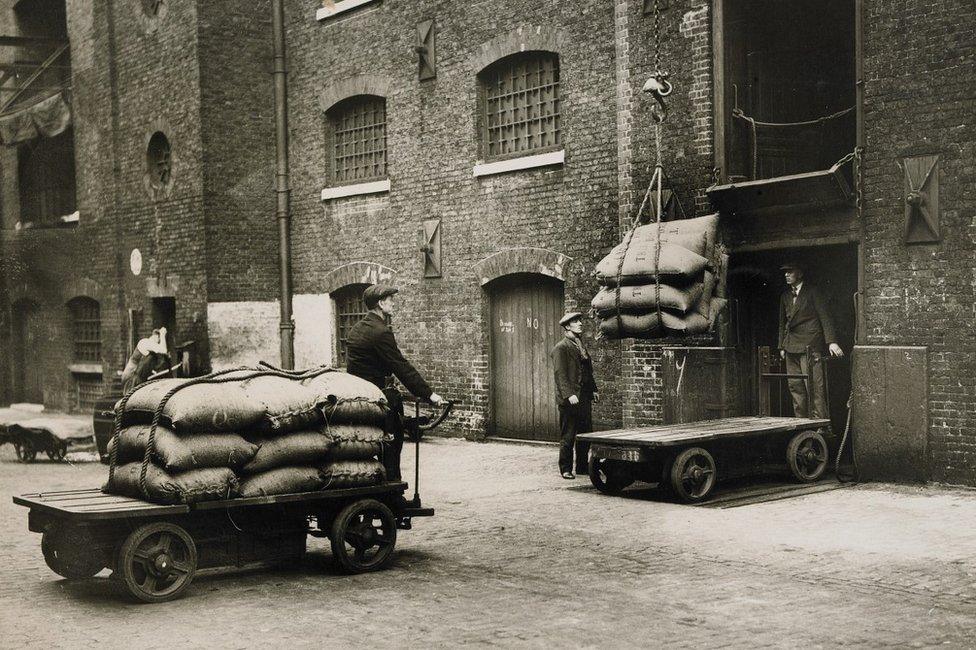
{"left": 272, "top": 0, "right": 295, "bottom": 369}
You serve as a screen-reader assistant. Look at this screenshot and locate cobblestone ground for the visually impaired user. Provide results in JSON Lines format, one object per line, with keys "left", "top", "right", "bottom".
{"left": 1, "top": 439, "right": 975, "bottom": 649}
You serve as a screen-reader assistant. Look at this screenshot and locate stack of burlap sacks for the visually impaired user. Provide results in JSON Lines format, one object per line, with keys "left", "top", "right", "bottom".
{"left": 592, "top": 213, "right": 727, "bottom": 338}
{"left": 104, "top": 368, "right": 388, "bottom": 504}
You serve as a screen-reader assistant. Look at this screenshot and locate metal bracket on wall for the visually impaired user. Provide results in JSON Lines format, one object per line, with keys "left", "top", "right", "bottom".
{"left": 901, "top": 154, "right": 940, "bottom": 244}
{"left": 420, "top": 218, "right": 442, "bottom": 278}
{"left": 416, "top": 20, "right": 436, "bottom": 81}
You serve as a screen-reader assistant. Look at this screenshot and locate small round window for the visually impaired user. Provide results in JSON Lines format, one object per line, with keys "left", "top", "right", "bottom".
{"left": 146, "top": 132, "right": 171, "bottom": 188}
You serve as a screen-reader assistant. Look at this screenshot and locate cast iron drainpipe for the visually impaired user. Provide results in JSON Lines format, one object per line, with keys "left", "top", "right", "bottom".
{"left": 272, "top": 0, "right": 295, "bottom": 369}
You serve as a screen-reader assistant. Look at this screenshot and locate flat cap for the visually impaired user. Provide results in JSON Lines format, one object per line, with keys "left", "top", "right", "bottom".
{"left": 363, "top": 283, "right": 399, "bottom": 307}
{"left": 559, "top": 311, "right": 584, "bottom": 327}
{"left": 779, "top": 261, "right": 802, "bottom": 271}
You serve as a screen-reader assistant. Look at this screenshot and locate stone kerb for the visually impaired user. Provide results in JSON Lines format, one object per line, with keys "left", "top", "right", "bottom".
{"left": 474, "top": 248, "right": 572, "bottom": 286}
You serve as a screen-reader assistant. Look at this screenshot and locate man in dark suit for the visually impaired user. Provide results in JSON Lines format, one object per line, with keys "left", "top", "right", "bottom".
{"left": 778, "top": 262, "right": 844, "bottom": 420}
{"left": 346, "top": 284, "right": 443, "bottom": 481}
{"left": 552, "top": 312, "right": 598, "bottom": 479}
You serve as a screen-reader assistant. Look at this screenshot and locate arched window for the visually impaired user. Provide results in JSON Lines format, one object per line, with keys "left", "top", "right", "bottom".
{"left": 480, "top": 52, "right": 560, "bottom": 159}
{"left": 68, "top": 297, "right": 100, "bottom": 363}
{"left": 327, "top": 95, "right": 387, "bottom": 183}
{"left": 332, "top": 283, "right": 369, "bottom": 366}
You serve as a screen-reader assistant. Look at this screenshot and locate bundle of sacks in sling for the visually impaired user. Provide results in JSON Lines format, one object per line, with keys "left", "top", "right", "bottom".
{"left": 102, "top": 367, "right": 389, "bottom": 504}
{"left": 592, "top": 213, "right": 728, "bottom": 339}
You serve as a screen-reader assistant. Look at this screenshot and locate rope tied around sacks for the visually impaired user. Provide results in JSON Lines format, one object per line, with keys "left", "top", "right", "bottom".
{"left": 614, "top": 122, "right": 667, "bottom": 338}
{"left": 109, "top": 364, "right": 338, "bottom": 499}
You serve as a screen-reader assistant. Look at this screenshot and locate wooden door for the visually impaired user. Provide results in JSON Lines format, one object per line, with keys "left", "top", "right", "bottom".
{"left": 489, "top": 274, "right": 563, "bottom": 441}
{"left": 11, "top": 300, "right": 43, "bottom": 403}
{"left": 662, "top": 347, "right": 744, "bottom": 423}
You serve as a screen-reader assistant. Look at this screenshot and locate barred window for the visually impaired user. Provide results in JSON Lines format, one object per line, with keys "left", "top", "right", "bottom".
{"left": 329, "top": 96, "right": 387, "bottom": 183}
{"left": 68, "top": 297, "right": 100, "bottom": 363}
{"left": 481, "top": 52, "right": 561, "bottom": 158}
{"left": 333, "top": 284, "right": 369, "bottom": 366}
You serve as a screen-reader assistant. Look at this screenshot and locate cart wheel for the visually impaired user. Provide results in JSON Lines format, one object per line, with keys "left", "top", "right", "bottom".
{"left": 670, "top": 447, "right": 716, "bottom": 503}
{"left": 116, "top": 522, "right": 197, "bottom": 603}
{"left": 15, "top": 439, "right": 37, "bottom": 463}
{"left": 330, "top": 498, "right": 397, "bottom": 574}
{"left": 588, "top": 457, "right": 634, "bottom": 495}
{"left": 42, "top": 525, "right": 105, "bottom": 579}
{"left": 46, "top": 441, "right": 67, "bottom": 462}
{"left": 787, "top": 430, "right": 828, "bottom": 482}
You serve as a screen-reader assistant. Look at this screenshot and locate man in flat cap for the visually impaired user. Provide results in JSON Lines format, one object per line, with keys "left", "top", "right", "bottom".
{"left": 346, "top": 284, "right": 444, "bottom": 482}
{"left": 551, "top": 311, "right": 598, "bottom": 479}
{"left": 778, "top": 262, "right": 843, "bottom": 420}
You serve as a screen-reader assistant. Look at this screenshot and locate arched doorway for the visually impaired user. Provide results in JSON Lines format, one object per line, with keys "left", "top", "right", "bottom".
{"left": 11, "top": 299, "right": 43, "bottom": 403}
{"left": 488, "top": 273, "right": 564, "bottom": 441}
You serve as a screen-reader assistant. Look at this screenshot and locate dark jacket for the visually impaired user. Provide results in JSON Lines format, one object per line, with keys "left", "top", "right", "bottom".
{"left": 345, "top": 312, "right": 433, "bottom": 399}
{"left": 551, "top": 336, "right": 597, "bottom": 405}
{"left": 778, "top": 283, "right": 838, "bottom": 354}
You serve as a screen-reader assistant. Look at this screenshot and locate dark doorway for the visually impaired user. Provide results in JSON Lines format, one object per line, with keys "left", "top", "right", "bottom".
{"left": 11, "top": 299, "right": 43, "bottom": 403}
{"left": 728, "top": 244, "right": 858, "bottom": 433}
{"left": 151, "top": 297, "right": 176, "bottom": 352}
{"left": 722, "top": 0, "right": 856, "bottom": 182}
{"left": 488, "top": 274, "right": 564, "bottom": 441}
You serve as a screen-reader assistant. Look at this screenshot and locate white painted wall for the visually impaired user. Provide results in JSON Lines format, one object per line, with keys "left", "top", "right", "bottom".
{"left": 207, "top": 295, "right": 334, "bottom": 371}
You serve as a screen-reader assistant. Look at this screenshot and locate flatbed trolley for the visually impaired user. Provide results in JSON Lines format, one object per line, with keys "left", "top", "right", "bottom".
{"left": 579, "top": 416, "right": 830, "bottom": 503}
{"left": 13, "top": 482, "right": 433, "bottom": 603}
{"left": 579, "top": 346, "right": 834, "bottom": 503}
{"left": 13, "top": 398, "right": 451, "bottom": 603}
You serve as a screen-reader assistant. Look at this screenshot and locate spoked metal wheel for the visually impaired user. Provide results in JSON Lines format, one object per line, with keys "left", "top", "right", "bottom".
{"left": 46, "top": 441, "right": 67, "bottom": 461}
{"left": 588, "top": 457, "right": 635, "bottom": 495}
{"left": 116, "top": 522, "right": 197, "bottom": 603}
{"left": 15, "top": 439, "right": 37, "bottom": 462}
{"left": 42, "top": 524, "right": 105, "bottom": 579}
{"left": 330, "top": 499, "right": 397, "bottom": 573}
{"left": 787, "top": 430, "right": 828, "bottom": 482}
{"left": 669, "top": 447, "right": 716, "bottom": 503}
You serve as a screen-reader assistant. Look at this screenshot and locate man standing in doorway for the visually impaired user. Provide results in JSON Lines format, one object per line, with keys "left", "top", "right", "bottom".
{"left": 552, "top": 312, "right": 598, "bottom": 479}
{"left": 778, "top": 262, "right": 844, "bottom": 420}
{"left": 345, "top": 284, "right": 444, "bottom": 482}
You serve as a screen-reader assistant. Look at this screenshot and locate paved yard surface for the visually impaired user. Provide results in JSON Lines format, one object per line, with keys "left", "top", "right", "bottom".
{"left": 1, "top": 439, "right": 975, "bottom": 649}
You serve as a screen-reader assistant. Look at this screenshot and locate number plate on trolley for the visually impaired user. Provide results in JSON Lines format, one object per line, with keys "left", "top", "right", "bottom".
{"left": 592, "top": 444, "right": 644, "bottom": 463}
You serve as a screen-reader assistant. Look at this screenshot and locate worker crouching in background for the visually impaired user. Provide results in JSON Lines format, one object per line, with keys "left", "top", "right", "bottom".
{"left": 345, "top": 284, "right": 444, "bottom": 482}
{"left": 121, "top": 328, "right": 170, "bottom": 394}
{"left": 552, "top": 312, "right": 598, "bottom": 479}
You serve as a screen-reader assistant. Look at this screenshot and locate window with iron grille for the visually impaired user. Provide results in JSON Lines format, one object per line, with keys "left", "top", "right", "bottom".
{"left": 76, "top": 375, "right": 104, "bottom": 411}
{"left": 333, "top": 284, "right": 369, "bottom": 366}
{"left": 68, "top": 297, "right": 100, "bottom": 363}
{"left": 328, "top": 96, "right": 387, "bottom": 184}
{"left": 18, "top": 129, "right": 77, "bottom": 224}
{"left": 481, "top": 52, "right": 561, "bottom": 159}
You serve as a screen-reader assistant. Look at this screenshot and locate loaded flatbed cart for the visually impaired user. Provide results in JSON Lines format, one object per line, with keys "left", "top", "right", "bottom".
{"left": 580, "top": 415, "right": 831, "bottom": 503}
{"left": 13, "top": 481, "right": 433, "bottom": 603}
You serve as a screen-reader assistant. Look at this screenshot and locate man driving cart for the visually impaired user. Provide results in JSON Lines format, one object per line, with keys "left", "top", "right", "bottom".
{"left": 345, "top": 284, "right": 445, "bottom": 483}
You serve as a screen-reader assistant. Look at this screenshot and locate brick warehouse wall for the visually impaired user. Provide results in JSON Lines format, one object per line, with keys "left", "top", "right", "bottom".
{"left": 284, "top": 0, "right": 623, "bottom": 437}
{"left": 861, "top": 0, "right": 976, "bottom": 485}
{"left": 619, "top": 0, "right": 718, "bottom": 428}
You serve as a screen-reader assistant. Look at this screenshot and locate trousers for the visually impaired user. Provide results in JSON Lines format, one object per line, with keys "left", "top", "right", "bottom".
{"left": 784, "top": 351, "right": 828, "bottom": 420}
{"left": 381, "top": 388, "right": 405, "bottom": 482}
{"left": 558, "top": 399, "right": 592, "bottom": 474}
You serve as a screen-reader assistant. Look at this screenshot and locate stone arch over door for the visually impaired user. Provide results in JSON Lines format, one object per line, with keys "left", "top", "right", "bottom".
{"left": 474, "top": 247, "right": 572, "bottom": 287}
